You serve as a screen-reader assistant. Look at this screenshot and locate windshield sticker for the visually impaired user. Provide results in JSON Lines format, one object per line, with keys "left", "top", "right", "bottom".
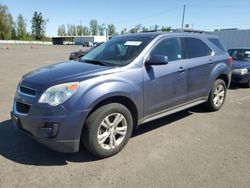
{"left": 124, "top": 41, "right": 142, "bottom": 46}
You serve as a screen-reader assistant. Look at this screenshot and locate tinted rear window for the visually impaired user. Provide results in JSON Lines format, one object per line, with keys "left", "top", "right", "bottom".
{"left": 182, "top": 37, "right": 212, "bottom": 58}
{"left": 209, "top": 38, "right": 226, "bottom": 52}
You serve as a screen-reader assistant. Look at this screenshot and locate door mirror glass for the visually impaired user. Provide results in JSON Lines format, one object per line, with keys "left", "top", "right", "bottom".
{"left": 146, "top": 55, "right": 168, "bottom": 66}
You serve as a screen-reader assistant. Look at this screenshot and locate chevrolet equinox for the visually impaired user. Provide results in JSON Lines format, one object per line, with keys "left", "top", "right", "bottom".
{"left": 11, "top": 32, "right": 232, "bottom": 158}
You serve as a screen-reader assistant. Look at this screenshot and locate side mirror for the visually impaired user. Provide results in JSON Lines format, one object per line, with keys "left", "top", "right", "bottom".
{"left": 145, "top": 55, "right": 168, "bottom": 66}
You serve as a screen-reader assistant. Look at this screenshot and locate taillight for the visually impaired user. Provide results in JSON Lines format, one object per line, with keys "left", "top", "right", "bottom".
{"left": 228, "top": 56, "right": 233, "bottom": 65}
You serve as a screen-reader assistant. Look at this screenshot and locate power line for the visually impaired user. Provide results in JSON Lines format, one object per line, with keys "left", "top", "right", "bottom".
{"left": 196, "top": 24, "right": 250, "bottom": 28}
{"left": 187, "top": 4, "right": 250, "bottom": 8}
{"left": 112, "top": 6, "right": 182, "bottom": 24}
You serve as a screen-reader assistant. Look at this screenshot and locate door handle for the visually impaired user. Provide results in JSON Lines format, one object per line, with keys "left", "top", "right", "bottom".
{"left": 208, "top": 59, "right": 213, "bottom": 64}
{"left": 177, "top": 67, "right": 186, "bottom": 73}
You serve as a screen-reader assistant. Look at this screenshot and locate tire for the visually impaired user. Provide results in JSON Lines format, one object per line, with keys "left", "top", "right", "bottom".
{"left": 205, "top": 79, "right": 227, "bottom": 111}
{"left": 82, "top": 103, "right": 133, "bottom": 158}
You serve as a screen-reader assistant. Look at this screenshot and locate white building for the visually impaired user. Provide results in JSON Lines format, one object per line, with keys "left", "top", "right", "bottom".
{"left": 74, "top": 36, "right": 107, "bottom": 45}
{"left": 52, "top": 35, "right": 108, "bottom": 45}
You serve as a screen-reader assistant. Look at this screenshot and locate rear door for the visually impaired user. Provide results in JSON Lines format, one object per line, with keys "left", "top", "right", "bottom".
{"left": 181, "top": 37, "right": 214, "bottom": 101}
{"left": 143, "top": 37, "right": 188, "bottom": 116}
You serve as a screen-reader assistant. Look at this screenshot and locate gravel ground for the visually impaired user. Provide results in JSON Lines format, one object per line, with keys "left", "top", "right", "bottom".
{"left": 0, "top": 44, "right": 250, "bottom": 188}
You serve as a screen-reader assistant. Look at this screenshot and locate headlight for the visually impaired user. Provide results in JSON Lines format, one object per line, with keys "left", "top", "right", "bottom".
{"left": 39, "top": 82, "right": 79, "bottom": 106}
{"left": 241, "top": 68, "right": 248, "bottom": 75}
{"left": 233, "top": 68, "right": 248, "bottom": 75}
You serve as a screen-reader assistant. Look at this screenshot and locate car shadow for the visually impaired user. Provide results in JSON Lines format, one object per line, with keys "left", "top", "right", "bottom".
{"left": 188, "top": 104, "right": 211, "bottom": 114}
{"left": 229, "top": 83, "right": 248, "bottom": 90}
{"left": 132, "top": 110, "right": 192, "bottom": 137}
{"left": 0, "top": 119, "right": 99, "bottom": 166}
{"left": 0, "top": 108, "right": 203, "bottom": 166}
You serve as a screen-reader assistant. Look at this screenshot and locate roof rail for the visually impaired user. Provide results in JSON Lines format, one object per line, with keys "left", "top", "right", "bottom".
{"left": 140, "top": 28, "right": 209, "bottom": 34}
{"left": 141, "top": 30, "right": 162, "bottom": 33}
{"left": 173, "top": 28, "right": 206, "bottom": 33}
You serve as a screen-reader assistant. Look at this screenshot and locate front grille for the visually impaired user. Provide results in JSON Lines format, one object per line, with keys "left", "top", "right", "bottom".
{"left": 20, "top": 85, "right": 37, "bottom": 96}
{"left": 16, "top": 101, "right": 31, "bottom": 114}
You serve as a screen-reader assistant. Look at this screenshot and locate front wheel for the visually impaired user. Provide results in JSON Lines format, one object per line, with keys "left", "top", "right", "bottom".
{"left": 205, "top": 79, "right": 227, "bottom": 111}
{"left": 82, "top": 103, "right": 133, "bottom": 158}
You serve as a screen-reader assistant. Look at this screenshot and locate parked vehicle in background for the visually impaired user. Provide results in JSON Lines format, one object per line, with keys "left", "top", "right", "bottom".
{"left": 228, "top": 48, "right": 250, "bottom": 87}
{"left": 83, "top": 41, "right": 93, "bottom": 47}
{"left": 93, "top": 42, "right": 103, "bottom": 48}
{"left": 11, "top": 32, "right": 231, "bottom": 158}
{"left": 69, "top": 49, "right": 90, "bottom": 61}
{"left": 69, "top": 42, "right": 104, "bottom": 61}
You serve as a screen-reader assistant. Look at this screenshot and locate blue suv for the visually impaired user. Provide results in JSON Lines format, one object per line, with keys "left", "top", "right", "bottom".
{"left": 11, "top": 32, "right": 232, "bottom": 158}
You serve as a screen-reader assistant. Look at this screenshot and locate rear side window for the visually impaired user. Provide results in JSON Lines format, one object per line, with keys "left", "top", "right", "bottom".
{"left": 182, "top": 37, "right": 212, "bottom": 58}
{"left": 209, "top": 38, "right": 226, "bottom": 52}
{"left": 150, "top": 37, "right": 183, "bottom": 61}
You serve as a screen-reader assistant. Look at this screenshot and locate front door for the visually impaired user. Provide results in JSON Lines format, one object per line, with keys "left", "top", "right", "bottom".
{"left": 143, "top": 37, "right": 188, "bottom": 117}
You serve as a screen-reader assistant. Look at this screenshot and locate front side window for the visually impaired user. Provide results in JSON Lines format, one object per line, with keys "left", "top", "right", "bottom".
{"left": 183, "top": 37, "right": 212, "bottom": 58}
{"left": 150, "top": 38, "right": 183, "bottom": 62}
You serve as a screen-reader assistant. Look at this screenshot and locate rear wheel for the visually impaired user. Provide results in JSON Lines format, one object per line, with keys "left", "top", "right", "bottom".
{"left": 205, "top": 79, "right": 227, "bottom": 111}
{"left": 82, "top": 103, "right": 133, "bottom": 158}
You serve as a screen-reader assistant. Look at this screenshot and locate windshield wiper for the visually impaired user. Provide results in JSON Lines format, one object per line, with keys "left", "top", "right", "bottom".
{"left": 82, "top": 59, "right": 107, "bottom": 66}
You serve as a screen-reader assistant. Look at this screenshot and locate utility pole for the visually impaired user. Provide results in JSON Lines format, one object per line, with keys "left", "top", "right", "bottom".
{"left": 181, "top": 5, "right": 186, "bottom": 30}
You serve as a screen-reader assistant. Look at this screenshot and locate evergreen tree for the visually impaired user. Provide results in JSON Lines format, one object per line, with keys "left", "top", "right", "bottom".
{"left": 17, "top": 14, "right": 27, "bottom": 40}
{"left": 89, "top": 19, "right": 98, "bottom": 35}
{"left": 31, "top": 11, "right": 47, "bottom": 40}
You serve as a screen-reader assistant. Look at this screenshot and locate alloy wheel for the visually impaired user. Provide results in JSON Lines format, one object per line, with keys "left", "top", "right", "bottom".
{"left": 97, "top": 113, "right": 127, "bottom": 150}
{"left": 213, "top": 84, "right": 225, "bottom": 107}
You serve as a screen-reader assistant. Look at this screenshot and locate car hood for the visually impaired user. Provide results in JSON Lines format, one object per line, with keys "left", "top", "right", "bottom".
{"left": 21, "top": 61, "right": 113, "bottom": 92}
{"left": 232, "top": 60, "right": 250, "bottom": 69}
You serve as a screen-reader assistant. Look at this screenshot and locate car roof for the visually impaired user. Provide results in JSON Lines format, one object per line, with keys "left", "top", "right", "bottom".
{"left": 228, "top": 47, "right": 250, "bottom": 50}
{"left": 114, "top": 31, "right": 218, "bottom": 40}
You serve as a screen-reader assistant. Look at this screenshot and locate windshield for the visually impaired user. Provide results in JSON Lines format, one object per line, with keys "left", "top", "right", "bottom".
{"left": 82, "top": 36, "right": 152, "bottom": 67}
{"left": 228, "top": 49, "right": 250, "bottom": 62}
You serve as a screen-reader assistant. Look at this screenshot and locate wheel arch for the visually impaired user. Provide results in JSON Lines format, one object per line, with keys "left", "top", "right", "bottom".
{"left": 84, "top": 95, "right": 139, "bottom": 130}
{"left": 208, "top": 62, "right": 231, "bottom": 95}
{"left": 216, "top": 74, "right": 230, "bottom": 88}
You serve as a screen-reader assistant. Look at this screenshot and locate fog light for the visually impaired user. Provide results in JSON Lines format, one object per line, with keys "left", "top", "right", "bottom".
{"left": 38, "top": 123, "right": 59, "bottom": 138}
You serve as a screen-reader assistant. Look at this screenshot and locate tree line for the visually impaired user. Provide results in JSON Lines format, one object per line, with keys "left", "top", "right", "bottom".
{"left": 58, "top": 21, "right": 171, "bottom": 37}
{"left": 0, "top": 3, "right": 47, "bottom": 40}
{"left": 58, "top": 21, "right": 116, "bottom": 36}
{"left": 1, "top": 2, "right": 172, "bottom": 40}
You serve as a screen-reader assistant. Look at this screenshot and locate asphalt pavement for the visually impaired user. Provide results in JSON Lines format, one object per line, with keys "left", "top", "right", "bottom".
{"left": 0, "top": 44, "right": 249, "bottom": 188}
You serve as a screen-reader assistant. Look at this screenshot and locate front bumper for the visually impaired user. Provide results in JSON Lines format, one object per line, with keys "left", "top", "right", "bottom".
{"left": 231, "top": 74, "right": 249, "bottom": 84}
{"left": 11, "top": 101, "right": 88, "bottom": 153}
